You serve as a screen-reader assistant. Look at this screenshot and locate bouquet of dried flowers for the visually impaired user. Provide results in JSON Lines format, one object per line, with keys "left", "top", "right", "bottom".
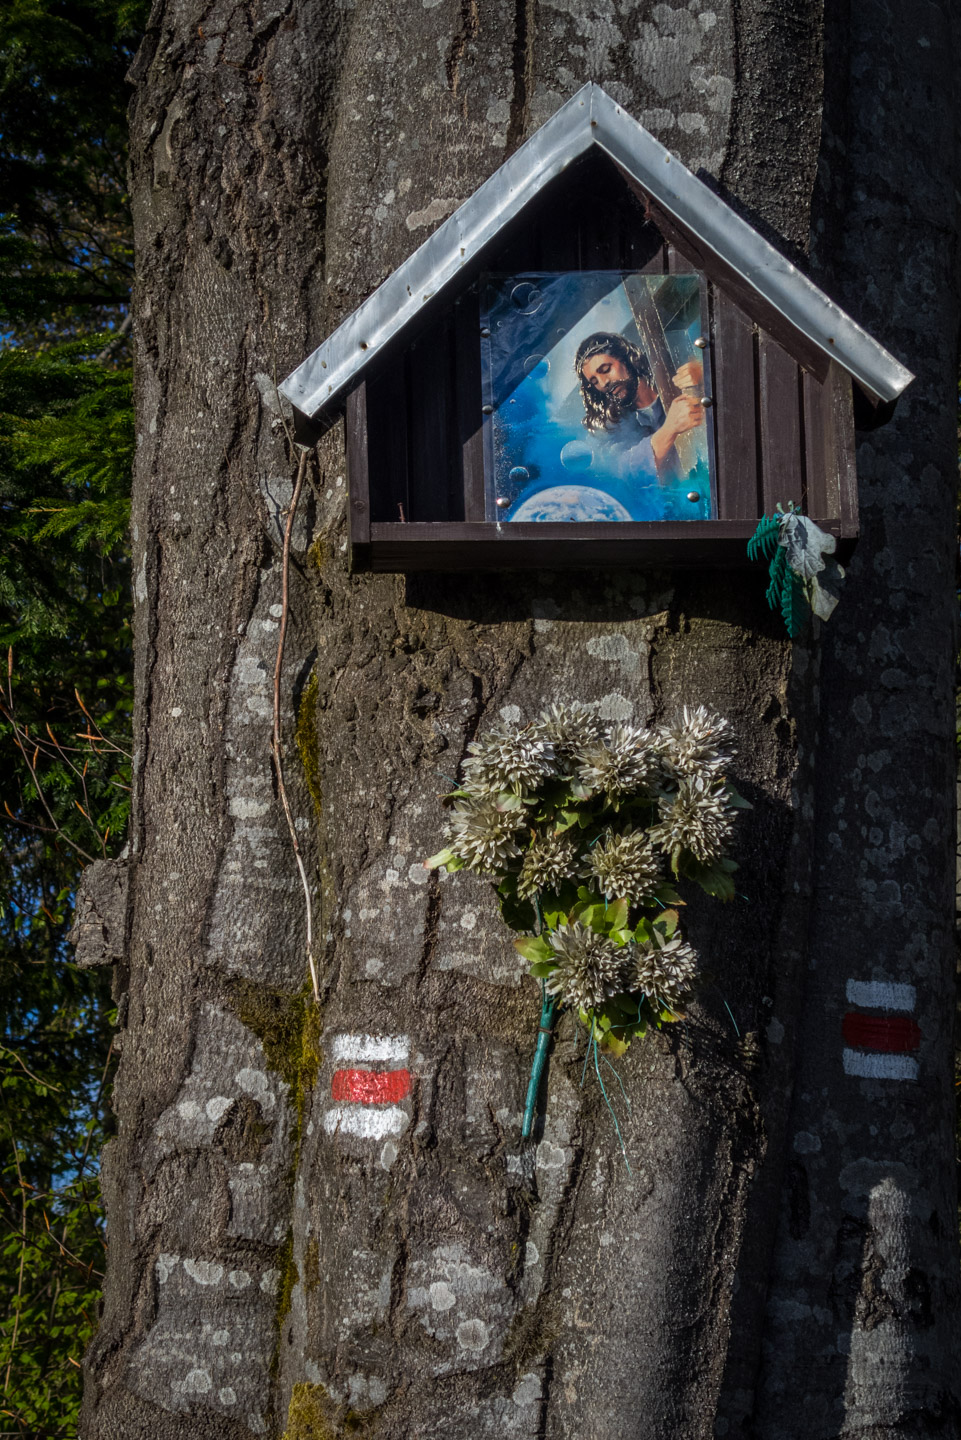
{"left": 425, "top": 703, "right": 748, "bottom": 1136}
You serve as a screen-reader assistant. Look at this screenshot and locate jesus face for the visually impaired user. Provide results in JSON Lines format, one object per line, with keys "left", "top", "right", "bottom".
{"left": 579, "top": 351, "right": 638, "bottom": 408}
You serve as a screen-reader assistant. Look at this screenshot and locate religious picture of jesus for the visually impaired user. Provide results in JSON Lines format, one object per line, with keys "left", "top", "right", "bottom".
{"left": 480, "top": 271, "right": 714, "bottom": 523}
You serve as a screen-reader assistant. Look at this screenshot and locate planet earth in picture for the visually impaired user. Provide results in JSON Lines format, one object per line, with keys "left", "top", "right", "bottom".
{"left": 510, "top": 485, "right": 632, "bottom": 523}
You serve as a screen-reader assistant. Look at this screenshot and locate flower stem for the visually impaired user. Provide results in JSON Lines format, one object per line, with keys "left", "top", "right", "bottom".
{"left": 521, "top": 988, "right": 558, "bottom": 1140}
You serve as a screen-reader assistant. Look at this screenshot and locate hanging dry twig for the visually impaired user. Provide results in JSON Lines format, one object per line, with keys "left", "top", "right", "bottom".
{"left": 271, "top": 448, "right": 320, "bottom": 1003}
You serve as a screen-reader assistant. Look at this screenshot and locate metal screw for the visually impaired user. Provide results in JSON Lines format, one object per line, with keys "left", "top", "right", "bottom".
{"left": 700, "top": 396, "right": 714, "bottom": 407}
{"left": 482, "top": 404, "right": 494, "bottom": 415}
{"left": 693, "top": 336, "right": 708, "bottom": 349}
{"left": 480, "top": 328, "right": 491, "bottom": 338}
{"left": 686, "top": 491, "right": 701, "bottom": 503}
{"left": 495, "top": 496, "right": 510, "bottom": 508}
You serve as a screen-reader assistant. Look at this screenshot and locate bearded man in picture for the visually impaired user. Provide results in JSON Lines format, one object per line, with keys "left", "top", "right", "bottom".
{"left": 574, "top": 331, "right": 704, "bottom": 483}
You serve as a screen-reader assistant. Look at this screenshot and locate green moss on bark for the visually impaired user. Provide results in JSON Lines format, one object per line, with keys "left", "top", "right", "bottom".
{"left": 303, "top": 1235, "right": 321, "bottom": 1293}
{"left": 295, "top": 671, "right": 323, "bottom": 819}
{"left": 282, "top": 1382, "right": 376, "bottom": 1439}
{"left": 275, "top": 1232, "right": 298, "bottom": 1330}
{"left": 228, "top": 981, "right": 322, "bottom": 1134}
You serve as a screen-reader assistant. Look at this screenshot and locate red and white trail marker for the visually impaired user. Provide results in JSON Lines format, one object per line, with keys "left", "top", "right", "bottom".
{"left": 842, "top": 979, "right": 919, "bottom": 1081}
{"left": 323, "top": 1034, "right": 412, "bottom": 1140}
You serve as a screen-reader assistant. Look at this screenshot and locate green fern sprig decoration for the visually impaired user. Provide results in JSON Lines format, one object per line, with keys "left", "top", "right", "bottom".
{"left": 749, "top": 505, "right": 811, "bottom": 639}
{"left": 746, "top": 512, "right": 782, "bottom": 564}
{"left": 765, "top": 544, "right": 788, "bottom": 611}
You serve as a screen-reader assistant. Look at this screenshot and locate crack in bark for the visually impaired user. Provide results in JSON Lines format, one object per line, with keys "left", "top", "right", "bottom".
{"left": 446, "top": 0, "right": 479, "bottom": 118}
{"left": 505, "top": 0, "right": 537, "bottom": 153}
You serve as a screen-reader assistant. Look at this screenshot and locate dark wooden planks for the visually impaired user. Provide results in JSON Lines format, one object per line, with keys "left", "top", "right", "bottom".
{"left": 830, "top": 362, "right": 858, "bottom": 537}
{"left": 802, "top": 368, "right": 836, "bottom": 523}
{"left": 758, "top": 333, "right": 802, "bottom": 514}
{"left": 803, "top": 362, "right": 857, "bottom": 535}
{"left": 536, "top": 185, "right": 581, "bottom": 269}
{"left": 365, "top": 362, "right": 409, "bottom": 523}
{"left": 406, "top": 313, "right": 457, "bottom": 522}
{"left": 712, "top": 291, "right": 758, "bottom": 518}
{"left": 363, "top": 518, "right": 855, "bottom": 572}
{"left": 803, "top": 361, "right": 860, "bottom": 537}
{"left": 345, "top": 382, "right": 371, "bottom": 545}
{"left": 454, "top": 291, "right": 486, "bottom": 520}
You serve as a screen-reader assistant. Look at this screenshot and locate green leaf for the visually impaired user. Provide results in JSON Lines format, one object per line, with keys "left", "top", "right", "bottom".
{"left": 570, "top": 900, "right": 605, "bottom": 929}
{"left": 747, "top": 513, "right": 783, "bottom": 563}
{"left": 680, "top": 855, "right": 737, "bottom": 901}
{"left": 765, "top": 544, "right": 788, "bottom": 609}
{"left": 424, "top": 847, "right": 455, "bottom": 870}
{"left": 540, "top": 880, "right": 580, "bottom": 926}
{"left": 514, "top": 934, "right": 554, "bottom": 963}
{"left": 650, "top": 881, "right": 684, "bottom": 906}
{"left": 496, "top": 874, "right": 537, "bottom": 932}
{"left": 529, "top": 960, "right": 557, "bottom": 979}
{"left": 555, "top": 805, "right": 593, "bottom": 833}
{"left": 608, "top": 929, "right": 634, "bottom": 948}
{"left": 494, "top": 790, "right": 528, "bottom": 811}
{"left": 605, "top": 896, "right": 630, "bottom": 930}
{"left": 606, "top": 990, "right": 644, "bottom": 1017}
{"left": 654, "top": 907, "right": 679, "bottom": 938}
{"left": 725, "top": 785, "right": 753, "bottom": 809}
{"left": 498, "top": 890, "right": 536, "bottom": 932}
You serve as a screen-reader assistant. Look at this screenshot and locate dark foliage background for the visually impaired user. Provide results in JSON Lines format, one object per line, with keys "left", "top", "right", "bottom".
{"left": 0, "top": 1, "right": 143, "bottom": 1431}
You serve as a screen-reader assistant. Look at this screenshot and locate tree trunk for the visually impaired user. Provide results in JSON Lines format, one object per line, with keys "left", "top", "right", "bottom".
{"left": 82, "top": 2, "right": 960, "bottom": 1437}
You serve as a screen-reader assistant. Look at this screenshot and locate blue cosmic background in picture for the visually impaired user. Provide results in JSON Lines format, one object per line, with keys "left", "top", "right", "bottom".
{"left": 480, "top": 271, "right": 714, "bottom": 523}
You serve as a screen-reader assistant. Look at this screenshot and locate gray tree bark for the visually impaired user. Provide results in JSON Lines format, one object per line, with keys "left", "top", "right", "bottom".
{"left": 82, "top": 1, "right": 960, "bottom": 1437}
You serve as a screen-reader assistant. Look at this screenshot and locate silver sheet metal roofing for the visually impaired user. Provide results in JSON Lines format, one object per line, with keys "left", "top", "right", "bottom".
{"left": 280, "top": 83, "right": 913, "bottom": 421}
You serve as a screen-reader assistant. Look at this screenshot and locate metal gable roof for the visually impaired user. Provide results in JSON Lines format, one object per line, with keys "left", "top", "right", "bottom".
{"left": 280, "top": 83, "right": 913, "bottom": 424}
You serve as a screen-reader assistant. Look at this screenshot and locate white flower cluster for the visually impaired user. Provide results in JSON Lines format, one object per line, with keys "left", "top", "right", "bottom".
{"left": 544, "top": 922, "right": 627, "bottom": 1012}
{"left": 655, "top": 704, "right": 733, "bottom": 780}
{"left": 630, "top": 932, "right": 698, "bottom": 1012}
{"left": 573, "top": 723, "right": 661, "bottom": 799}
{"left": 545, "top": 921, "right": 698, "bottom": 1015}
{"left": 517, "top": 831, "right": 577, "bottom": 900}
{"left": 647, "top": 773, "right": 738, "bottom": 863}
{"left": 446, "top": 797, "right": 524, "bottom": 875}
{"left": 442, "top": 702, "right": 739, "bottom": 882}
{"left": 462, "top": 725, "right": 556, "bottom": 797}
{"left": 585, "top": 828, "right": 661, "bottom": 904}
{"left": 537, "top": 701, "right": 606, "bottom": 762}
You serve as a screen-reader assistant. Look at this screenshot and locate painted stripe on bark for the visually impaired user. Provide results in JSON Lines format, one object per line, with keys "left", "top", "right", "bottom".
{"left": 331, "top": 1068, "right": 412, "bottom": 1104}
{"left": 845, "top": 979, "right": 916, "bottom": 1012}
{"left": 330, "top": 1034, "right": 410, "bottom": 1063}
{"left": 842, "top": 1048, "right": 918, "bottom": 1082}
{"left": 322, "top": 1105, "right": 410, "bottom": 1139}
{"left": 842, "top": 1013, "right": 921, "bottom": 1053}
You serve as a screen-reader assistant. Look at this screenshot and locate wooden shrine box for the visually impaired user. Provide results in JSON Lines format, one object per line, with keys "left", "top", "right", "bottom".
{"left": 281, "top": 86, "right": 912, "bottom": 572}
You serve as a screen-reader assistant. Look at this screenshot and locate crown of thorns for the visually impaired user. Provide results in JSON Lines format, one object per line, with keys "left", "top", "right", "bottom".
{"left": 573, "top": 332, "right": 650, "bottom": 383}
